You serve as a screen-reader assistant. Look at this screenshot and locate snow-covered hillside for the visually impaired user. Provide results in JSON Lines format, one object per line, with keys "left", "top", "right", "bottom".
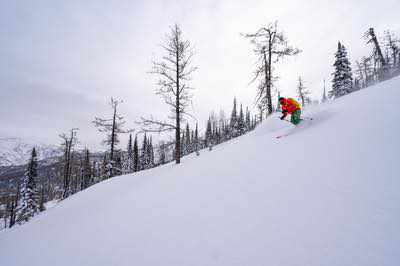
{"left": 0, "top": 138, "right": 60, "bottom": 167}
{"left": 1, "top": 77, "right": 399, "bottom": 266}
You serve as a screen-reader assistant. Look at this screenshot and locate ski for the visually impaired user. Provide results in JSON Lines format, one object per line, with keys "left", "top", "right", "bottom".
{"left": 276, "top": 134, "right": 290, "bottom": 139}
{"left": 276, "top": 116, "right": 313, "bottom": 139}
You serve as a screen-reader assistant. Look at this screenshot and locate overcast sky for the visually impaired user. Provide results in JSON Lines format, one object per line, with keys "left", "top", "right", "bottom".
{"left": 1, "top": 0, "right": 399, "bottom": 150}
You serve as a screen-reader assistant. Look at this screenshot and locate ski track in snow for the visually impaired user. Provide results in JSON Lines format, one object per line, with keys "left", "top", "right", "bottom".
{"left": 1, "top": 77, "right": 400, "bottom": 266}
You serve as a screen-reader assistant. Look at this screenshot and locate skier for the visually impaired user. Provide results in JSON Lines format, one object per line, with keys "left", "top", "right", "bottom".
{"left": 279, "top": 97, "right": 302, "bottom": 125}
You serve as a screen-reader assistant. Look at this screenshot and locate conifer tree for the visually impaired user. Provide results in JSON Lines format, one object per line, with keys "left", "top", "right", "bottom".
{"left": 81, "top": 149, "right": 92, "bottom": 189}
{"left": 181, "top": 131, "right": 186, "bottom": 156}
{"left": 151, "top": 141, "right": 155, "bottom": 166}
{"left": 205, "top": 117, "right": 212, "bottom": 147}
{"left": 194, "top": 123, "right": 199, "bottom": 155}
{"left": 133, "top": 136, "right": 139, "bottom": 172}
{"left": 147, "top": 137, "right": 154, "bottom": 167}
{"left": 125, "top": 134, "right": 134, "bottom": 174}
{"left": 230, "top": 97, "right": 238, "bottom": 133}
{"left": 16, "top": 148, "right": 40, "bottom": 223}
{"left": 238, "top": 104, "right": 245, "bottom": 135}
{"left": 330, "top": 42, "right": 353, "bottom": 98}
{"left": 245, "top": 107, "right": 251, "bottom": 130}
{"left": 191, "top": 130, "right": 195, "bottom": 151}
{"left": 141, "top": 134, "right": 148, "bottom": 170}
{"left": 185, "top": 123, "right": 191, "bottom": 154}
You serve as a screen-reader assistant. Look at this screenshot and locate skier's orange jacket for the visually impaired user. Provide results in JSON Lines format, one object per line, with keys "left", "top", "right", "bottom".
{"left": 281, "top": 98, "right": 301, "bottom": 114}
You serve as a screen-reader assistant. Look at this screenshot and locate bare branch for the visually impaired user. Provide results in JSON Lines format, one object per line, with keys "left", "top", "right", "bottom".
{"left": 243, "top": 21, "right": 300, "bottom": 115}
{"left": 137, "top": 116, "right": 176, "bottom": 133}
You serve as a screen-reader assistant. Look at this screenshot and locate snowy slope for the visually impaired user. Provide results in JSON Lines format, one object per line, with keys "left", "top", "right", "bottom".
{"left": 0, "top": 138, "right": 60, "bottom": 167}
{"left": 1, "top": 77, "right": 399, "bottom": 266}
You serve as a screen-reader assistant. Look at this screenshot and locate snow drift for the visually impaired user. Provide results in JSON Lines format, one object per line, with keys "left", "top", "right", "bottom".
{"left": 1, "top": 77, "right": 399, "bottom": 266}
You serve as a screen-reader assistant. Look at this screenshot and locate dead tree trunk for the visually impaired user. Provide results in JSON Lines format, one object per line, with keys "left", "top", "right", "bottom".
{"left": 367, "top": 28, "right": 388, "bottom": 80}
{"left": 93, "top": 98, "right": 132, "bottom": 178}
{"left": 175, "top": 40, "right": 181, "bottom": 164}
{"left": 141, "top": 24, "right": 197, "bottom": 164}
{"left": 60, "top": 128, "right": 78, "bottom": 199}
{"left": 267, "top": 38, "right": 273, "bottom": 114}
{"left": 108, "top": 103, "right": 118, "bottom": 177}
{"left": 243, "top": 22, "right": 300, "bottom": 117}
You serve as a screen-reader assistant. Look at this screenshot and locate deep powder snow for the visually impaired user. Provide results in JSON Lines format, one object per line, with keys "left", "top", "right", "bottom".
{"left": 1, "top": 77, "right": 399, "bottom": 266}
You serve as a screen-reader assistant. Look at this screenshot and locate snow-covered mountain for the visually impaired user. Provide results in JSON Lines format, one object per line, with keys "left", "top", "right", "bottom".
{"left": 1, "top": 77, "right": 399, "bottom": 266}
{"left": 0, "top": 138, "right": 60, "bottom": 167}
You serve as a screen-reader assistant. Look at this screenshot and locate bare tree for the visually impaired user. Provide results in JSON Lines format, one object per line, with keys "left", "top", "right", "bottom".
{"left": 365, "top": 28, "right": 388, "bottom": 79}
{"left": 384, "top": 30, "right": 399, "bottom": 69}
{"left": 321, "top": 79, "right": 328, "bottom": 103}
{"left": 140, "top": 24, "right": 197, "bottom": 164}
{"left": 59, "top": 128, "right": 78, "bottom": 199}
{"left": 93, "top": 98, "right": 132, "bottom": 177}
{"left": 297, "top": 76, "right": 311, "bottom": 107}
{"left": 362, "top": 56, "right": 374, "bottom": 85}
{"left": 6, "top": 184, "right": 19, "bottom": 228}
{"left": 243, "top": 21, "right": 301, "bottom": 116}
{"left": 355, "top": 60, "right": 366, "bottom": 88}
{"left": 355, "top": 56, "right": 375, "bottom": 88}
{"left": 158, "top": 141, "right": 167, "bottom": 165}
{"left": 257, "top": 103, "right": 265, "bottom": 122}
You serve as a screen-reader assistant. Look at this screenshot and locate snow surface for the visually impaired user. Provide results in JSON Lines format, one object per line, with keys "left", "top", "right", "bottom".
{"left": 1, "top": 77, "right": 400, "bottom": 266}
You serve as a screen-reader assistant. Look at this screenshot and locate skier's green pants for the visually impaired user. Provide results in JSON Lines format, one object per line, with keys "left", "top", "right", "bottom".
{"left": 291, "top": 109, "right": 301, "bottom": 125}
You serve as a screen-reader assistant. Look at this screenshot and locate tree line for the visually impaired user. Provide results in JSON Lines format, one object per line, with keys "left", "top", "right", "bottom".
{"left": 1, "top": 93, "right": 258, "bottom": 228}
{"left": 329, "top": 27, "right": 400, "bottom": 99}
